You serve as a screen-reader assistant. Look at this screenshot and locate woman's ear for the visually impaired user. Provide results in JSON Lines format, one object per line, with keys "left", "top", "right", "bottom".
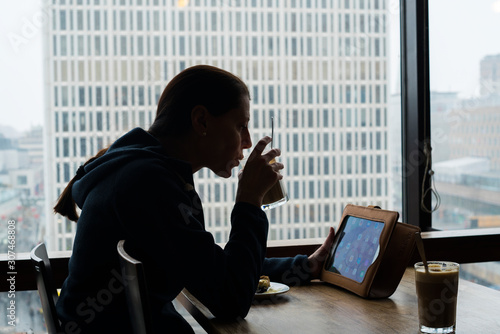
{"left": 191, "top": 105, "right": 208, "bottom": 136}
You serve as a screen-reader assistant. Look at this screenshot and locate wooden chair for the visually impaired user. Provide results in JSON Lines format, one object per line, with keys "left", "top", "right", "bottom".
{"left": 117, "top": 240, "right": 153, "bottom": 334}
{"left": 30, "top": 243, "right": 62, "bottom": 334}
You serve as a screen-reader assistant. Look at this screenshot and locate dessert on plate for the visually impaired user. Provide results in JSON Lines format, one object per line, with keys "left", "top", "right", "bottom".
{"left": 257, "top": 275, "right": 271, "bottom": 293}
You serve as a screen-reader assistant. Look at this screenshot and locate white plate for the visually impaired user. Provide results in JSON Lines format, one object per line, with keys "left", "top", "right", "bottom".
{"left": 255, "top": 282, "right": 290, "bottom": 299}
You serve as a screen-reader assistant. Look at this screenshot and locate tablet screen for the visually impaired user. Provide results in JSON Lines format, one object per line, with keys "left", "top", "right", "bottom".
{"left": 326, "top": 215, "right": 384, "bottom": 283}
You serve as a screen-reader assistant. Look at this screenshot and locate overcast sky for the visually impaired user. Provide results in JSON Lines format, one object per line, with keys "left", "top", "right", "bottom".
{"left": 429, "top": 0, "right": 500, "bottom": 97}
{"left": 0, "top": 0, "right": 45, "bottom": 133}
{"left": 1, "top": 0, "right": 499, "bottom": 133}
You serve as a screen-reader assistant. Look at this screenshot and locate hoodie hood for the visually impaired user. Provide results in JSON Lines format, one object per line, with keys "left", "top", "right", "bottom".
{"left": 72, "top": 128, "right": 192, "bottom": 208}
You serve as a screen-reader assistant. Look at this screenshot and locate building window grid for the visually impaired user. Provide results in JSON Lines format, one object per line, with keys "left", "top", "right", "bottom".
{"left": 47, "top": 2, "right": 390, "bottom": 247}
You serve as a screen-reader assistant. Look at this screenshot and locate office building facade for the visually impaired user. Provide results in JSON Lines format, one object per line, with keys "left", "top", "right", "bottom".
{"left": 44, "top": 0, "right": 391, "bottom": 250}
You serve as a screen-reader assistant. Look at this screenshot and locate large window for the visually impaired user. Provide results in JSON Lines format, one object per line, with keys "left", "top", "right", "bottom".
{"left": 427, "top": 0, "right": 500, "bottom": 290}
{"left": 428, "top": 0, "right": 500, "bottom": 231}
{"left": 0, "top": 0, "right": 498, "bottom": 255}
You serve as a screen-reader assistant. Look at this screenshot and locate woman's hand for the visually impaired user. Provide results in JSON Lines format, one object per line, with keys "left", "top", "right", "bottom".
{"left": 307, "top": 227, "right": 336, "bottom": 279}
{"left": 235, "top": 136, "right": 284, "bottom": 207}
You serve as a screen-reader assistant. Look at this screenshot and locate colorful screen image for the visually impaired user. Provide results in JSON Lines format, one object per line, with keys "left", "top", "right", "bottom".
{"left": 326, "top": 216, "right": 384, "bottom": 283}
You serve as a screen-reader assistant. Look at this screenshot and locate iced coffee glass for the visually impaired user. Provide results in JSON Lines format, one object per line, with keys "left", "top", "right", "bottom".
{"left": 414, "top": 261, "right": 459, "bottom": 334}
{"left": 261, "top": 157, "right": 289, "bottom": 210}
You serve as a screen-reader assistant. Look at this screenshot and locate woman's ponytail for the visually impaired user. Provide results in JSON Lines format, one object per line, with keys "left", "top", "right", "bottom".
{"left": 53, "top": 147, "right": 109, "bottom": 222}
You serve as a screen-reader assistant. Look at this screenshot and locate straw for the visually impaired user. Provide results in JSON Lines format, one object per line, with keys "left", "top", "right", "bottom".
{"left": 415, "top": 231, "right": 428, "bottom": 272}
{"left": 271, "top": 116, "right": 274, "bottom": 149}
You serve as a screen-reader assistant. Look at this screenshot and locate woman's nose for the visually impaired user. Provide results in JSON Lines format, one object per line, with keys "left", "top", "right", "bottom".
{"left": 242, "top": 128, "right": 252, "bottom": 149}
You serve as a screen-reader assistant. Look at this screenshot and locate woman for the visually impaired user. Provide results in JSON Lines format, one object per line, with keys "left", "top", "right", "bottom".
{"left": 54, "top": 65, "right": 335, "bottom": 333}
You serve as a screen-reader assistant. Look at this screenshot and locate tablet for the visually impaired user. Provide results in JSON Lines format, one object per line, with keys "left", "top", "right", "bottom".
{"left": 321, "top": 204, "right": 416, "bottom": 298}
{"left": 324, "top": 215, "right": 384, "bottom": 283}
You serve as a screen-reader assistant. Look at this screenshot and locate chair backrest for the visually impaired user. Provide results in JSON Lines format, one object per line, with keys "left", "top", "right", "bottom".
{"left": 117, "top": 240, "right": 153, "bottom": 334}
{"left": 30, "top": 243, "right": 62, "bottom": 334}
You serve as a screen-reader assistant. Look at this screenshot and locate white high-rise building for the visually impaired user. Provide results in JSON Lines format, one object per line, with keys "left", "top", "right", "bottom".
{"left": 44, "top": 0, "right": 390, "bottom": 251}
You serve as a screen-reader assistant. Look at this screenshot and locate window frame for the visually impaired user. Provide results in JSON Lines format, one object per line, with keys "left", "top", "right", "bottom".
{"left": 400, "top": 0, "right": 500, "bottom": 259}
{"left": 400, "top": 0, "right": 432, "bottom": 230}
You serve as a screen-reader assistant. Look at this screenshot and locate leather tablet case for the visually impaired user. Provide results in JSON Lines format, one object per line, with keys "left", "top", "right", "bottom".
{"left": 321, "top": 204, "right": 420, "bottom": 299}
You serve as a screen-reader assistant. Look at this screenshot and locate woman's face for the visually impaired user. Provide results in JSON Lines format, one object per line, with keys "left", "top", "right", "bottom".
{"left": 204, "top": 97, "right": 252, "bottom": 178}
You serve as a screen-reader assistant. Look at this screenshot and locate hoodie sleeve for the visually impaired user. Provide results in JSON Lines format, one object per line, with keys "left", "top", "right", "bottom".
{"left": 185, "top": 202, "right": 269, "bottom": 319}
{"left": 262, "top": 256, "right": 312, "bottom": 286}
{"left": 113, "top": 159, "right": 269, "bottom": 320}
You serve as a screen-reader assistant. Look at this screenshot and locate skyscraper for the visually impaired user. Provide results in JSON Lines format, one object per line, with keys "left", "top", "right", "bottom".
{"left": 44, "top": 0, "right": 391, "bottom": 251}
{"left": 480, "top": 54, "right": 500, "bottom": 96}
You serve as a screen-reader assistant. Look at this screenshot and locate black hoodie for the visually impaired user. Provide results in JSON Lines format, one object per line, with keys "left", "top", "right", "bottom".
{"left": 56, "top": 128, "right": 310, "bottom": 333}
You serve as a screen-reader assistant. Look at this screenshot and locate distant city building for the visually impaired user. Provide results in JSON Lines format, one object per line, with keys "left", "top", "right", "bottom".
{"left": 0, "top": 131, "right": 42, "bottom": 199}
{"left": 0, "top": 146, "right": 29, "bottom": 171}
{"left": 429, "top": 55, "right": 500, "bottom": 231}
{"left": 480, "top": 54, "right": 500, "bottom": 96}
{"left": 431, "top": 91, "right": 459, "bottom": 114}
{"left": 18, "top": 126, "right": 44, "bottom": 166}
{"left": 43, "top": 0, "right": 391, "bottom": 251}
{"left": 433, "top": 157, "right": 500, "bottom": 229}
{"left": 430, "top": 91, "right": 460, "bottom": 164}
{"left": 0, "top": 128, "right": 44, "bottom": 232}
{"left": 446, "top": 105, "right": 500, "bottom": 170}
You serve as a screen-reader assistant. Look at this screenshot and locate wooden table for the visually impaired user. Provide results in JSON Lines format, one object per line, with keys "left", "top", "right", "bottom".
{"left": 177, "top": 267, "right": 500, "bottom": 333}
